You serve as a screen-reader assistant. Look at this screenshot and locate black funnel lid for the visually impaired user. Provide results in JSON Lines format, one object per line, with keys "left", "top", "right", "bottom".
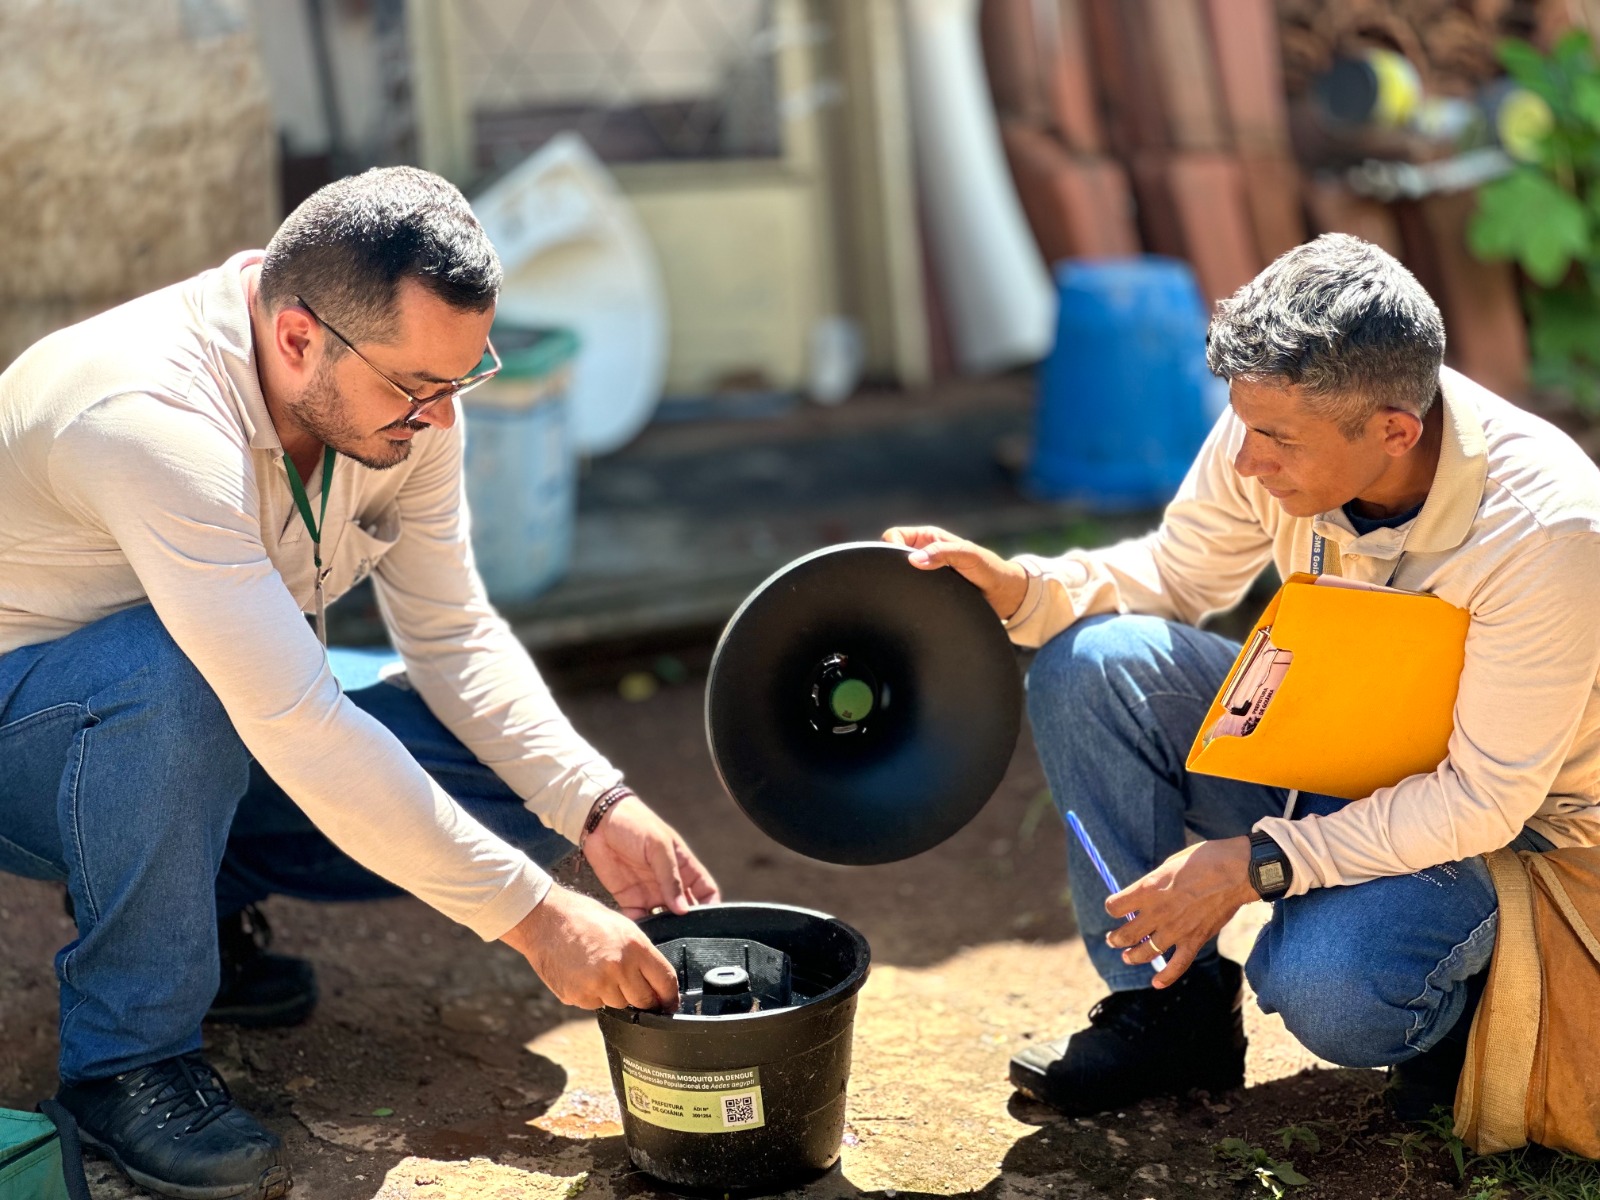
{"left": 706, "top": 542, "right": 1022, "bottom": 864}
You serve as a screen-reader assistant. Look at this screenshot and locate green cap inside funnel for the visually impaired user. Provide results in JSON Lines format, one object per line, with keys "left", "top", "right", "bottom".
{"left": 829, "top": 678, "right": 875, "bottom": 723}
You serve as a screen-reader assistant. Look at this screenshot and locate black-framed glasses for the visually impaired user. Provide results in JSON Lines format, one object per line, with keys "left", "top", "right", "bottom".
{"left": 296, "top": 295, "right": 501, "bottom": 420}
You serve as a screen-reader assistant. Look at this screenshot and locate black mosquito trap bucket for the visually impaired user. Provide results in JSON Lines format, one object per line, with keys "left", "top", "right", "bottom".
{"left": 596, "top": 903, "right": 870, "bottom": 1194}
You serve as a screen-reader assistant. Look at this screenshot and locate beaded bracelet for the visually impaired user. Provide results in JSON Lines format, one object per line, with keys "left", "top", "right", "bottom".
{"left": 580, "top": 785, "right": 636, "bottom": 846}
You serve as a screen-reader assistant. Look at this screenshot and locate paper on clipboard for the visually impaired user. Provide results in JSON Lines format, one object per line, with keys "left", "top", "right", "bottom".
{"left": 1310, "top": 575, "right": 1402, "bottom": 594}
{"left": 1205, "top": 630, "right": 1293, "bottom": 743}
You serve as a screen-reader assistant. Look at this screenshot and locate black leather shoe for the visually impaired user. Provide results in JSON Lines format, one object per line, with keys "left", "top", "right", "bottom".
{"left": 56, "top": 1053, "right": 291, "bottom": 1199}
{"left": 209, "top": 906, "right": 318, "bottom": 1029}
{"left": 1387, "top": 969, "right": 1487, "bottom": 1125}
{"left": 1010, "top": 957, "right": 1248, "bottom": 1116}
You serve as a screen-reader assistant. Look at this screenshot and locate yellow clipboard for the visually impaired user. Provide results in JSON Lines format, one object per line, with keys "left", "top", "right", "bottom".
{"left": 1185, "top": 572, "right": 1470, "bottom": 799}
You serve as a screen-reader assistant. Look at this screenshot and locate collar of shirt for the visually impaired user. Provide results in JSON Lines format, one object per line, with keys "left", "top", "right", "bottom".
{"left": 198, "top": 249, "right": 283, "bottom": 454}
{"left": 1310, "top": 366, "right": 1489, "bottom": 562}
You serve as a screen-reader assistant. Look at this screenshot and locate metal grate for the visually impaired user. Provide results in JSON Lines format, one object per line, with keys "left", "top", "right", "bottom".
{"left": 454, "top": 0, "right": 782, "bottom": 173}
{"left": 372, "top": 0, "right": 418, "bottom": 165}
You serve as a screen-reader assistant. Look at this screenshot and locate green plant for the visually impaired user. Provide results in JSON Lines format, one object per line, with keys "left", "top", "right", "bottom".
{"left": 1418, "top": 1107, "right": 1471, "bottom": 1180}
{"left": 1271, "top": 1118, "right": 1355, "bottom": 1156}
{"left": 1468, "top": 30, "right": 1600, "bottom": 411}
{"left": 1273, "top": 1124, "right": 1322, "bottom": 1154}
{"left": 1467, "top": 1174, "right": 1513, "bottom": 1200}
{"left": 1380, "top": 1125, "right": 1440, "bottom": 1198}
{"left": 1416, "top": 1108, "right": 1600, "bottom": 1200}
{"left": 1214, "top": 1137, "right": 1309, "bottom": 1198}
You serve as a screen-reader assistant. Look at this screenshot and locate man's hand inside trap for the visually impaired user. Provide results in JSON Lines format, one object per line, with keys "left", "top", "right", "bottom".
{"left": 1105, "top": 836, "right": 1256, "bottom": 989}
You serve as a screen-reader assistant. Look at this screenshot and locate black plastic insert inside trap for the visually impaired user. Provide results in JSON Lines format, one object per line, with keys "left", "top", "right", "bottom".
{"left": 659, "top": 936, "right": 794, "bottom": 1016}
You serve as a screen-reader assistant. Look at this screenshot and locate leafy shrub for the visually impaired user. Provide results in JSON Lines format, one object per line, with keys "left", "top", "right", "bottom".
{"left": 1468, "top": 31, "right": 1600, "bottom": 410}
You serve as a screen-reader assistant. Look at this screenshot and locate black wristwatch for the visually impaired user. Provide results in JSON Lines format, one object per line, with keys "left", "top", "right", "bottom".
{"left": 1248, "top": 831, "right": 1293, "bottom": 901}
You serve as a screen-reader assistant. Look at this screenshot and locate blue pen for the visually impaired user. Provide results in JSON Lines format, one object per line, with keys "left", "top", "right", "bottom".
{"left": 1064, "top": 810, "right": 1169, "bottom": 973}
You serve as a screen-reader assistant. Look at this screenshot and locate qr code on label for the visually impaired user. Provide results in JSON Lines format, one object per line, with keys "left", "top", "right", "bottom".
{"left": 721, "top": 1092, "right": 758, "bottom": 1127}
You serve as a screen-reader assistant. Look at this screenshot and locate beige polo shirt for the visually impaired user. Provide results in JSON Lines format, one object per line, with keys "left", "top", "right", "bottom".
{"left": 1004, "top": 368, "right": 1600, "bottom": 897}
{"left": 0, "top": 252, "right": 626, "bottom": 939}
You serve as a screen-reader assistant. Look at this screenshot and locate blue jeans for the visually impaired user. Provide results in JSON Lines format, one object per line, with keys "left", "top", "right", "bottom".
{"left": 1026, "top": 614, "right": 1550, "bottom": 1069}
{"left": 0, "top": 604, "right": 570, "bottom": 1084}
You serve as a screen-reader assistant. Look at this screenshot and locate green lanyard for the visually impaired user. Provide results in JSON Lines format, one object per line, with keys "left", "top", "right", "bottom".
{"left": 283, "top": 446, "right": 335, "bottom": 646}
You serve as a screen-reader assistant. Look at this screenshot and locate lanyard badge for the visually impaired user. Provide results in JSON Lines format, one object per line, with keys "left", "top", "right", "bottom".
{"left": 283, "top": 446, "right": 336, "bottom": 647}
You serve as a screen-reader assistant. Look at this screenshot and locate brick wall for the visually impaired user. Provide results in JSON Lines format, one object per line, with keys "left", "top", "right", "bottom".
{"left": 978, "top": 0, "right": 1581, "bottom": 398}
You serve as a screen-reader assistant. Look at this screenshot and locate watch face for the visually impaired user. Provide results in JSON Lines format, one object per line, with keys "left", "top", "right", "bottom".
{"left": 1257, "top": 861, "right": 1286, "bottom": 890}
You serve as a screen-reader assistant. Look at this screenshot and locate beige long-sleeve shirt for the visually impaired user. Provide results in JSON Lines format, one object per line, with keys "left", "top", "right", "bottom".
{"left": 1004, "top": 368, "right": 1600, "bottom": 897}
{"left": 0, "top": 252, "right": 626, "bottom": 939}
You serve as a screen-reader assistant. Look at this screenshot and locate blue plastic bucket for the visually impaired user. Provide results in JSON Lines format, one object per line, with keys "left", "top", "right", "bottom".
{"left": 1027, "top": 257, "right": 1219, "bottom": 510}
{"left": 462, "top": 325, "right": 579, "bottom": 605}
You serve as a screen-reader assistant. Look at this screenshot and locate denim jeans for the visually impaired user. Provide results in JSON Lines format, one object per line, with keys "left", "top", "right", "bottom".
{"left": 0, "top": 604, "right": 570, "bottom": 1084}
{"left": 1025, "top": 613, "right": 1550, "bottom": 1069}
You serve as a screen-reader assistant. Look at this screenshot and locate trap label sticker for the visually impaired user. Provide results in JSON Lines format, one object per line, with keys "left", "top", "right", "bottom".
{"left": 619, "top": 1056, "right": 766, "bottom": 1133}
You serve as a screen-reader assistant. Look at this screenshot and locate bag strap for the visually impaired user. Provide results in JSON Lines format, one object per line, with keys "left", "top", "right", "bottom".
{"left": 36, "top": 1101, "right": 91, "bottom": 1200}
{"left": 1527, "top": 855, "right": 1600, "bottom": 963}
{"left": 1455, "top": 848, "right": 1541, "bottom": 1154}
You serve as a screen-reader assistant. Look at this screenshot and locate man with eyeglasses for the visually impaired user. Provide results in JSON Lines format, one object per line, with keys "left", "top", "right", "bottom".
{"left": 0, "top": 166, "right": 718, "bottom": 1200}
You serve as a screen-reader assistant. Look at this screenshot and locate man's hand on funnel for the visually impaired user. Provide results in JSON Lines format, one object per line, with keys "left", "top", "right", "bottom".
{"left": 582, "top": 795, "right": 721, "bottom": 918}
{"left": 502, "top": 886, "right": 681, "bottom": 1011}
{"left": 882, "top": 525, "right": 1030, "bottom": 621}
{"left": 1104, "top": 837, "right": 1256, "bottom": 989}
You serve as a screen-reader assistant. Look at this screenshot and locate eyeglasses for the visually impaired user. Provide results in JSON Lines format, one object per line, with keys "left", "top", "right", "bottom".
{"left": 296, "top": 295, "right": 501, "bottom": 421}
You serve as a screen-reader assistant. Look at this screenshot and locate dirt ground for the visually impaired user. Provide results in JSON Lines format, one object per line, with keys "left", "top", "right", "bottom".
{"left": 0, "top": 644, "right": 1479, "bottom": 1200}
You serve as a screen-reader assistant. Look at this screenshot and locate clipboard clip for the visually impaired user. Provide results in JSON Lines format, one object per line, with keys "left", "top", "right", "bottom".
{"left": 1209, "top": 627, "right": 1294, "bottom": 742}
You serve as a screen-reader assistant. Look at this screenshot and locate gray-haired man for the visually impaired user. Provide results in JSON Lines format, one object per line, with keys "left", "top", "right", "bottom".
{"left": 885, "top": 233, "right": 1600, "bottom": 1119}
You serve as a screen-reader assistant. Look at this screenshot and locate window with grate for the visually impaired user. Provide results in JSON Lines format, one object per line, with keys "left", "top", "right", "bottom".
{"left": 455, "top": 0, "right": 782, "bottom": 176}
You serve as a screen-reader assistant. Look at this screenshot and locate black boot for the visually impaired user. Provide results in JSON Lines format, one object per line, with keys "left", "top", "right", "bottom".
{"left": 210, "top": 905, "right": 318, "bottom": 1029}
{"left": 57, "top": 1052, "right": 291, "bottom": 1199}
{"left": 1387, "top": 969, "right": 1487, "bottom": 1125}
{"left": 1010, "top": 957, "right": 1248, "bottom": 1116}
